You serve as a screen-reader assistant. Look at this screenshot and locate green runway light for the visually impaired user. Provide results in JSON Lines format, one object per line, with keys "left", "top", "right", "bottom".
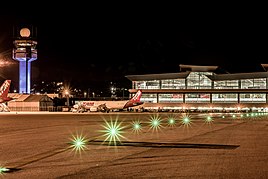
{"left": 181, "top": 115, "right": 192, "bottom": 128}
{"left": 0, "top": 166, "right": 10, "bottom": 175}
{"left": 69, "top": 133, "right": 88, "bottom": 156}
{"left": 153, "top": 120, "right": 159, "bottom": 126}
{"left": 134, "top": 124, "right": 140, "bottom": 129}
{"left": 149, "top": 114, "right": 163, "bottom": 132}
{"left": 222, "top": 116, "right": 225, "bottom": 118}
{"left": 182, "top": 117, "right": 189, "bottom": 124}
{"left": 204, "top": 116, "right": 214, "bottom": 124}
{"left": 131, "top": 120, "right": 142, "bottom": 134}
{"left": 167, "top": 118, "right": 176, "bottom": 126}
{"left": 101, "top": 118, "right": 126, "bottom": 146}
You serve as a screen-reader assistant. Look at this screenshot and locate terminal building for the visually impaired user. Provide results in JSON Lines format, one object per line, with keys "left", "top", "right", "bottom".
{"left": 125, "top": 64, "right": 268, "bottom": 112}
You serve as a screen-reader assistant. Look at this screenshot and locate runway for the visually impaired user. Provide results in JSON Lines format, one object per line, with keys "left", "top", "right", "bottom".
{"left": 0, "top": 112, "right": 267, "bottom": 178}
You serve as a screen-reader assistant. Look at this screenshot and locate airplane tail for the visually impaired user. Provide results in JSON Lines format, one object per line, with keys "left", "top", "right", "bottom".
{"left": 129, "top": 89, "right": 142, "bottom": 103}
{"left": 123, "top": 90, "right": 143, "bottom": 109}
{"left": 0, "top": 80, "right": 11, "bottom": 100}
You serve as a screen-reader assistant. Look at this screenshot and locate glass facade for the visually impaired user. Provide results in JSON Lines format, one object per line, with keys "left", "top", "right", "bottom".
{"left": 185, "top": 93, "right": 210, "bottom": 103}
{"left": 186, "top": 72, "right": 212, "bottom": 89}
{"left": 161, "top": 79, "right": 185, "bottom": 89}
{"left": 135, "top": 80, "right": 160, "bottom": 89}
{"left": 159, "top": 94, "right": 183, "bottom": 103}
{"left": 131, "top": 71, "right": 268, "bottom": 104}
{"left": 240, "top": 93, "right": 266, "bottom": 103}
{"left": 241, "top": 78, "right": 266, "bottom": 89}
{"left": 140, "top": 94, "right": 157, "bottom": 103}
{"left": 212, "top": 94, "right": 238, "bottom": 103}
{"left": 214, "top": 80, "right": 239, "bottom": 89}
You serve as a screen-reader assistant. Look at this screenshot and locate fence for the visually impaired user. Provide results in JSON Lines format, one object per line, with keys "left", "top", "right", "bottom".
{"left": 8, "top": 106, "right": 64, "bottom": 112}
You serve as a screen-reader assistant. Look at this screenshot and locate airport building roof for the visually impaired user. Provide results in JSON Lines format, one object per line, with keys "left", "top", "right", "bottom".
{"left": 8, "top": 93, "right": 24, "bottom": 99}
{"left": 24, "top": 95, "right": 52, "bottom": 102}
{"left": 206, "top": 71, "right": 268, "bottom": 81}
{"left": 261, "top": 64, "right": 268, "bottom": 71}
{"left": 126, "top": 64, "right": 268, "bottom": 81}
{"left": 125, "top": 72, "right": 190, "bottom": 81}
{"left": 8, "top": 94, "right": 53, "bottom": 102}
{"left": 179, "top": 64, "right": 219, "bottom": 72}
{"left": 14, "top": 94, "right": 30, "bottom": 102}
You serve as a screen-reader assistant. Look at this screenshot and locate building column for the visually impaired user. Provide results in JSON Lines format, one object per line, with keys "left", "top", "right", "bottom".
{"left": 266, "top": 78, "right": 268, "bottom": 89}
{"left": 157, "top": 93, "right": 159, "bottom": 103}
{"left": 210, "top": 93, "right": 212, "bottom": 103}
{"left": 238, "top": 93, "right": 240, "bottom": 103}
{"left": 266, "top": 78, "right": 268, "bottom": 103}
{"left": 183, "top": 93, "right": 185, "bottom": 103}
{"left": 19, "top": 60, "right": 27, "bottom": 93}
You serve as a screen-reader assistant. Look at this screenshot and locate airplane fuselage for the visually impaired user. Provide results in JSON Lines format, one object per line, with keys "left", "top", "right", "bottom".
{"left": 81, "top": 100, "right": 129, "bottom": 110}
{"left": 0, "top": 97, "right": 13, "bottom": 103}
{"left": 73, "top": 89, "right": 143, "bottom": 113}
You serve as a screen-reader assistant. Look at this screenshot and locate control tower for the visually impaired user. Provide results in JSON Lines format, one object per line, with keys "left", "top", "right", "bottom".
{"left": 12, "top": 27, "right": 37, "bottom": 94}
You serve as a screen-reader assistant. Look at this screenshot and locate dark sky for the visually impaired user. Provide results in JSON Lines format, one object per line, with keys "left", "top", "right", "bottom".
{"left": 1, "top": 8, "right": 268, "bottom": 92}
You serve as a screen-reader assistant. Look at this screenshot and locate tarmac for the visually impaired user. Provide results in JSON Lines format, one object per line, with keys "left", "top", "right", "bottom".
{"left": 0, "top": 112, "right": 267, "bottom": 178}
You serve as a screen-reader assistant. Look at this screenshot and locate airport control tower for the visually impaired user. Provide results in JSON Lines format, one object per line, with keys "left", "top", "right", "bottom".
{"left": 12, "top": 27, "right": 37, "bottom": 94}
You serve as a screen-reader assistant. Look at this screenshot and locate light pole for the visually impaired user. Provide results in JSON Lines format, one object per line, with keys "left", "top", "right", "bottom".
{"left": 65, "top": 90, "right": 69, "bottom": 107}
{"left": 110, "top": 86, "right": 116, "bottom": 98}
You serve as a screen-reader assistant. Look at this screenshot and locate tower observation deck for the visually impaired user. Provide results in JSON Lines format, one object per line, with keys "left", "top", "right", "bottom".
{"left": 12, "top": 27, "right": 37, "bottom": 94}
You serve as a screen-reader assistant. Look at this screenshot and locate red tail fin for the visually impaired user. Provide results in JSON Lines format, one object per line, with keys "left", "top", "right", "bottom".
{"left": 130, "top": 90, "right": 142, "bottom": 102}
{"left": 123, "top": 90, "right": 143, "bottom": 108}
{"left": 0, "top": 80, "right": 11, "bottom": 99}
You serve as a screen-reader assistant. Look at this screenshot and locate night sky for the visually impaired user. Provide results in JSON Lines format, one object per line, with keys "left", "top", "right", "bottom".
{"left": 1, "top": 8, "right": 268, "bottom": 93}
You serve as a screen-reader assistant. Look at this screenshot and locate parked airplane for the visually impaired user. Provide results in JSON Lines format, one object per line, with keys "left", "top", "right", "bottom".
{"left": 72, "top": 90, "right": 143, "bottom": 113}
{"left": 0, "top": 80, "right": 13, "bottom": 112}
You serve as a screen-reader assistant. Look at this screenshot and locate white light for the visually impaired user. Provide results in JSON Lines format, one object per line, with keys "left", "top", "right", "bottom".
{"left": 20, "top": 28, "right": 31, "bottom": 37}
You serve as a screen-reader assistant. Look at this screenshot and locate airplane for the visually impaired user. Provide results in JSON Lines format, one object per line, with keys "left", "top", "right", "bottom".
{"left": 72, "top": 89, "right": 143, "bottom": 113}
{"left": 0, "top": 80, "right": 13, "bottom": 112}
